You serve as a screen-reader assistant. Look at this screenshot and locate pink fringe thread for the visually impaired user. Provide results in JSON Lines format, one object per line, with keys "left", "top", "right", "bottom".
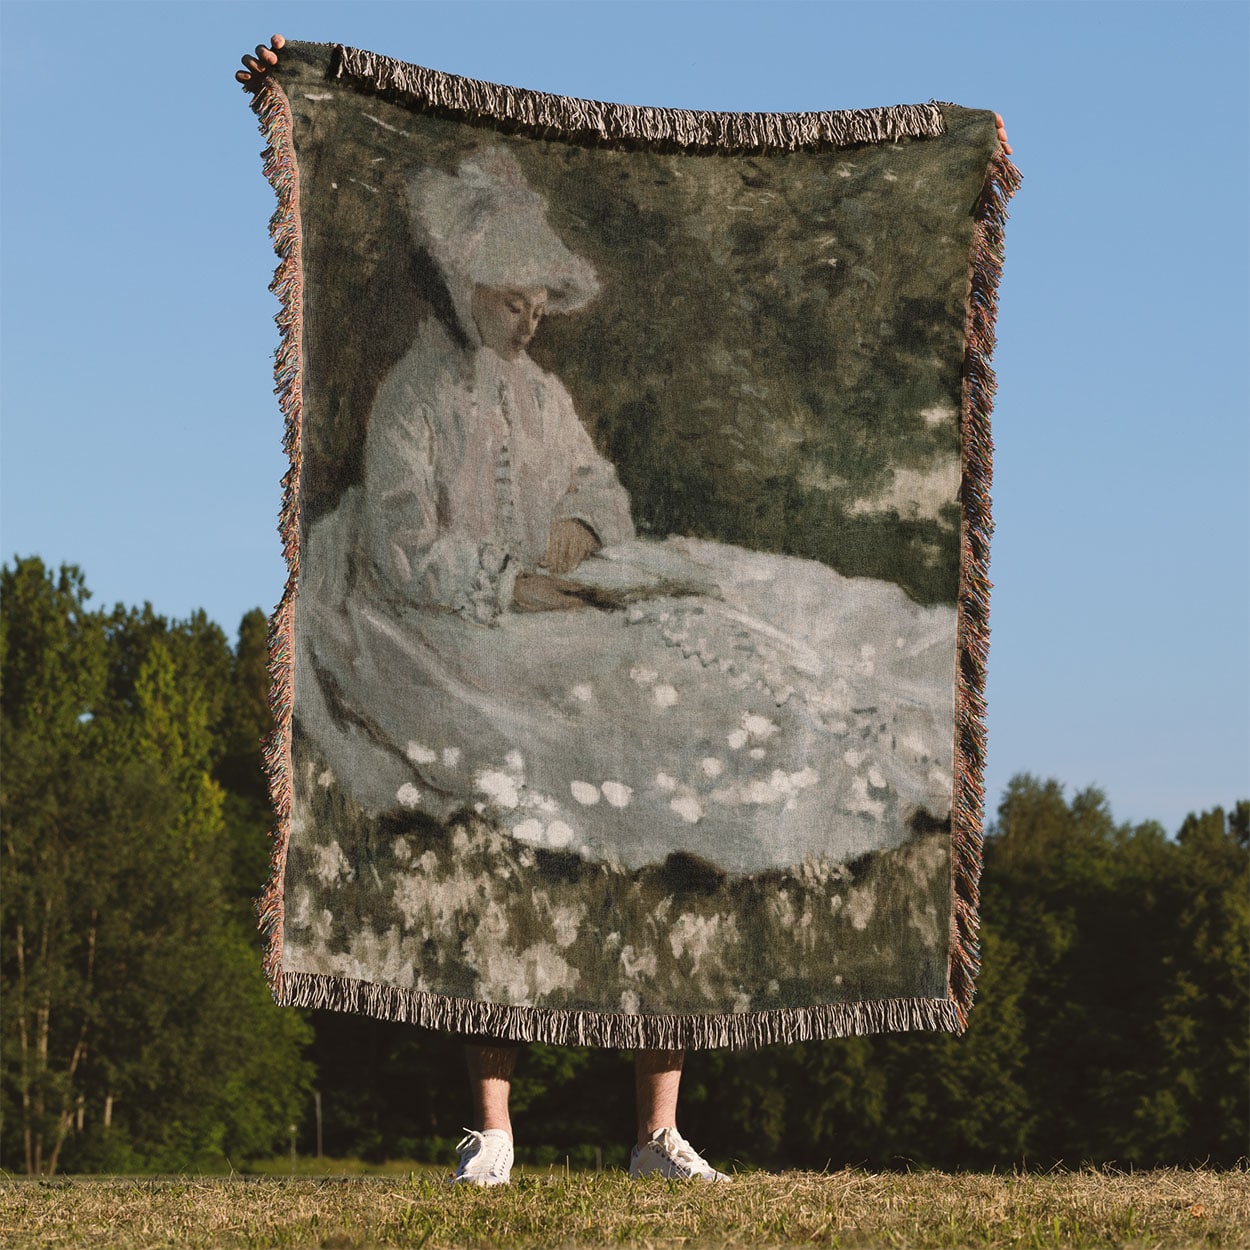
{"left": 250, "top": 74, "right": 304, "bottom": 1003}
{"left": 949, "top": 149, "right": 1022, "bottom": 1029}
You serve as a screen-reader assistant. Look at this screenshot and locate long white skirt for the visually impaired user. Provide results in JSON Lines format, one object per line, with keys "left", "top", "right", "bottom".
{"left": 294, "top": 494, "right": 957, "bottom": 875}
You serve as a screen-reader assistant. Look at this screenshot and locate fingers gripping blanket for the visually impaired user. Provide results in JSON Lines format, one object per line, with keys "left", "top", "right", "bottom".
{"left": 249, "top": 41, "right": 1020, "bottom": 1048}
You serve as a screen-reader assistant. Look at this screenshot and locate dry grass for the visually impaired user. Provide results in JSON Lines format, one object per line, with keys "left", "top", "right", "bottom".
{"left": 1, "top": 1167, "right": 1247, "bottom": 1249}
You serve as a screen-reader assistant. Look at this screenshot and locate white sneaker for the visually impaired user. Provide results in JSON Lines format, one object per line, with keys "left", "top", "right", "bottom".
{"left": 452, "top": 1127, "right": 513, "bottom": 1186}
{"left": 629, "top": 1127, "right": 729, "bottom": 1180}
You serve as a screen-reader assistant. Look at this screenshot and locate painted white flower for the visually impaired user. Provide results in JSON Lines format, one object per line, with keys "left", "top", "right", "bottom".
{"left": 920, "top": 402, "right": 956, "bottom": 427}
{"left": 749, "top": 747, "right": 766, "bottom": 760}
{"left": 505, "top": 750, "right": 524, "bottom": 772}
{"left": 742, "top": 713, "right": 778, "bottom": 740}
{"left": 571, "top": 684, "right": 593, "bottom": 702}
{"left": 619, "top": 943, "right": 657, "bottom": 979}
{"left": 313, "top": 841, "right": 353, "bottom": 886}
{"left": 655, "top": 772, "right": 677, "bottom": 792}
{"left": 392, "top": 836, "right": 412, "bottom": 863}
{"left": 545, "top": 821, "right": 574, "bottom": 848}
{"left": 570, "top": 781, "right": 600, "bottom": 806}
{"left": 405, "top": 742, "right": 437, "bottom": 765}
{"left": 848, "top": 775, "right": 885, "bottom": 820}
{"left": 601, "top": 781, "right": 632, "bottom": 808}
{"left": 512, "top": 819, "right": 544, "bottom": 844}
{"left": 442, "top": 747, "right": 462, "bottom": 768}
{"left": 476, "top": 770, "right": 520, "bottom": 809}
{"left": 670, "top": 795, "right": 703, "bottom": 824}
{"left": 748, "top": 779, "right": 778, "bottom": 805}
{"left": 868, "top": 767, "right": 886, "bottom": 789}
{"left": 550, "top": 904, "right": 582, "bottom": 948}
{"left": 396, "top": 783, "right": 422, "bottom": 809}
{"left": 291, "top": 887, "right": 312, "bottom": 929}
{"left": 700, "top": 757, "right": 725, "bottom": 779}
{"left": 727, "top": 729, "right": 749, "bottom": 750}
{"left": 653, "top": 684, "right": 679, "bottom": 708}
{"left": 317, "top": 768, "right": 335, "bottom": 789}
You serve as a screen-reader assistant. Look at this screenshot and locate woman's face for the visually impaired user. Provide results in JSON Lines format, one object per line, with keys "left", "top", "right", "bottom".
{"left": 471, "top": 285, "right": 548, "bottom": 360}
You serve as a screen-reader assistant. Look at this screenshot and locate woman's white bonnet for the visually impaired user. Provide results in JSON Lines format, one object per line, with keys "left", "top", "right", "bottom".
{"left": 410, "top": 146, "right": 599, "bottom": 314}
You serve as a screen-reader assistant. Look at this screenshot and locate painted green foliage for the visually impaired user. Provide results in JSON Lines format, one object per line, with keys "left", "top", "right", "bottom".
{"left": 285, "top": 744, "right": 952, "bottom": 1013}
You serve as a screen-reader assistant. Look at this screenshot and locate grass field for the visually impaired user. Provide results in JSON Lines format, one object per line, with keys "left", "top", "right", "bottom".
{"left": 1, "top": 1166, "right": 1247, "bottom": 1249}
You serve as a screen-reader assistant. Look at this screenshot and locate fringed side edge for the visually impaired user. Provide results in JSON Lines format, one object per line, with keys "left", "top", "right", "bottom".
{"left": 279, "top": 969, "right": 962, "bottom": 1049}
{"left": 331, "top": 44, "right": 945, "bottom": 151}
{"left": 950, "top": 147, "right": 1022, "bottom": 1031}
{"left": 250, "top": 76, "right": 305, "bottom": 1006}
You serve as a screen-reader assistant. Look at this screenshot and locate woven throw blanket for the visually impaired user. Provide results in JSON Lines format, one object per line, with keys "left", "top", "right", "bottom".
{"left": 251, "top": 41, "right": 1019, "bottom": 1048}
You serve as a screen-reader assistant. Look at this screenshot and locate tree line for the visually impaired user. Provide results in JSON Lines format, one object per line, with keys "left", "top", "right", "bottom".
{"left": 2, "top": 557, "right": 1245, "bottom": 1173}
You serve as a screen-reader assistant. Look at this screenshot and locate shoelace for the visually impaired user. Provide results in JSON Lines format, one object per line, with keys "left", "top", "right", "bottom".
{"left": 456, "top": 1128, "right": 510, "bottom": 1178}
{"left": 656, "top": 1128, "right": 712, "bottom": 1176}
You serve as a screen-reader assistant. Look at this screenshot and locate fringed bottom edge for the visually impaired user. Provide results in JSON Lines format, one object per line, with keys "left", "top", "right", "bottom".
{"left": 275, "top": 968, "right": 963, "bottom": 1050}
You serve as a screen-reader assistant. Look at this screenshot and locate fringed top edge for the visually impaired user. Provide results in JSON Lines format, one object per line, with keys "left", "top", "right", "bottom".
{"left": 330, "top": 44, "right": 947, "bottom": 150}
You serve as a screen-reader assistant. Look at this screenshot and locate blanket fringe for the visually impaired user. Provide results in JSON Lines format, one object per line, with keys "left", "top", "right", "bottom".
{"left": 331, "top": 44, "right": 945, "bottom": 151}
{"left": 250, "top": 74, "right": 305, "bottom": 997}
{"left": 279, "top": 969, "right": 961, "bottom": 1048}
{"left": 950, "top": 148, "right": 1022, "bottom": 1029}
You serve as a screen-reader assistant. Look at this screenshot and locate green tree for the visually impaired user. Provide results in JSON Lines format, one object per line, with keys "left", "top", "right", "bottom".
{"left": 216, "top": 608, "right": 277, "bottom": 927}
{"left": 0, "top": 559, "right": 312, "bottom": 1173}
{"left": 1, "top": 559, "right": 109, "bottom": 1173}
{"left": 1140, "top": 803, "right": 1249, "bottom": 1163}
{"left": 980, "top": 776, "right": 1248, "bottom": 1166}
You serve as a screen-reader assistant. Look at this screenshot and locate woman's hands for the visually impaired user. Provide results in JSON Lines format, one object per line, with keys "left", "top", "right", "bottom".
{"left": 512, "top": 520, "right": 601, "bottom": 611}
{"left": 236, "top": 34, "right": 285, "bottom": 87}
{"left": 513, "top": 573, "right": 588, "bottom": 612}
{"left": 545, "top": 518, "right": 600, "bottom": 576}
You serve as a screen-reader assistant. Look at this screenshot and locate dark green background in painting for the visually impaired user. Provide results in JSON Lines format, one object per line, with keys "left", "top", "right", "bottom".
{"left": 281, "top": 43, "right": 997, "bottom": 605}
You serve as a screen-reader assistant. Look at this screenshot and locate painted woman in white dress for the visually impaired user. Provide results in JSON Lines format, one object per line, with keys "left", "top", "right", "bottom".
{"left": 294, "top": 147, "right": 959, "bottom": 876}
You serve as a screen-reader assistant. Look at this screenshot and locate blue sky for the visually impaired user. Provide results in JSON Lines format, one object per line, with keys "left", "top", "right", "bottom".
{"left": 2, "top": 1, "right": 1246, "bottom": 835}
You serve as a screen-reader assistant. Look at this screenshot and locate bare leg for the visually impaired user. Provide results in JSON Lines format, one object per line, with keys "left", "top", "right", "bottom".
{"left": 464, "top": 1044, "right": 518, "bottom": 1138}
{"left": 635, "top": 1048, "right": 685, "bottom": 1146}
